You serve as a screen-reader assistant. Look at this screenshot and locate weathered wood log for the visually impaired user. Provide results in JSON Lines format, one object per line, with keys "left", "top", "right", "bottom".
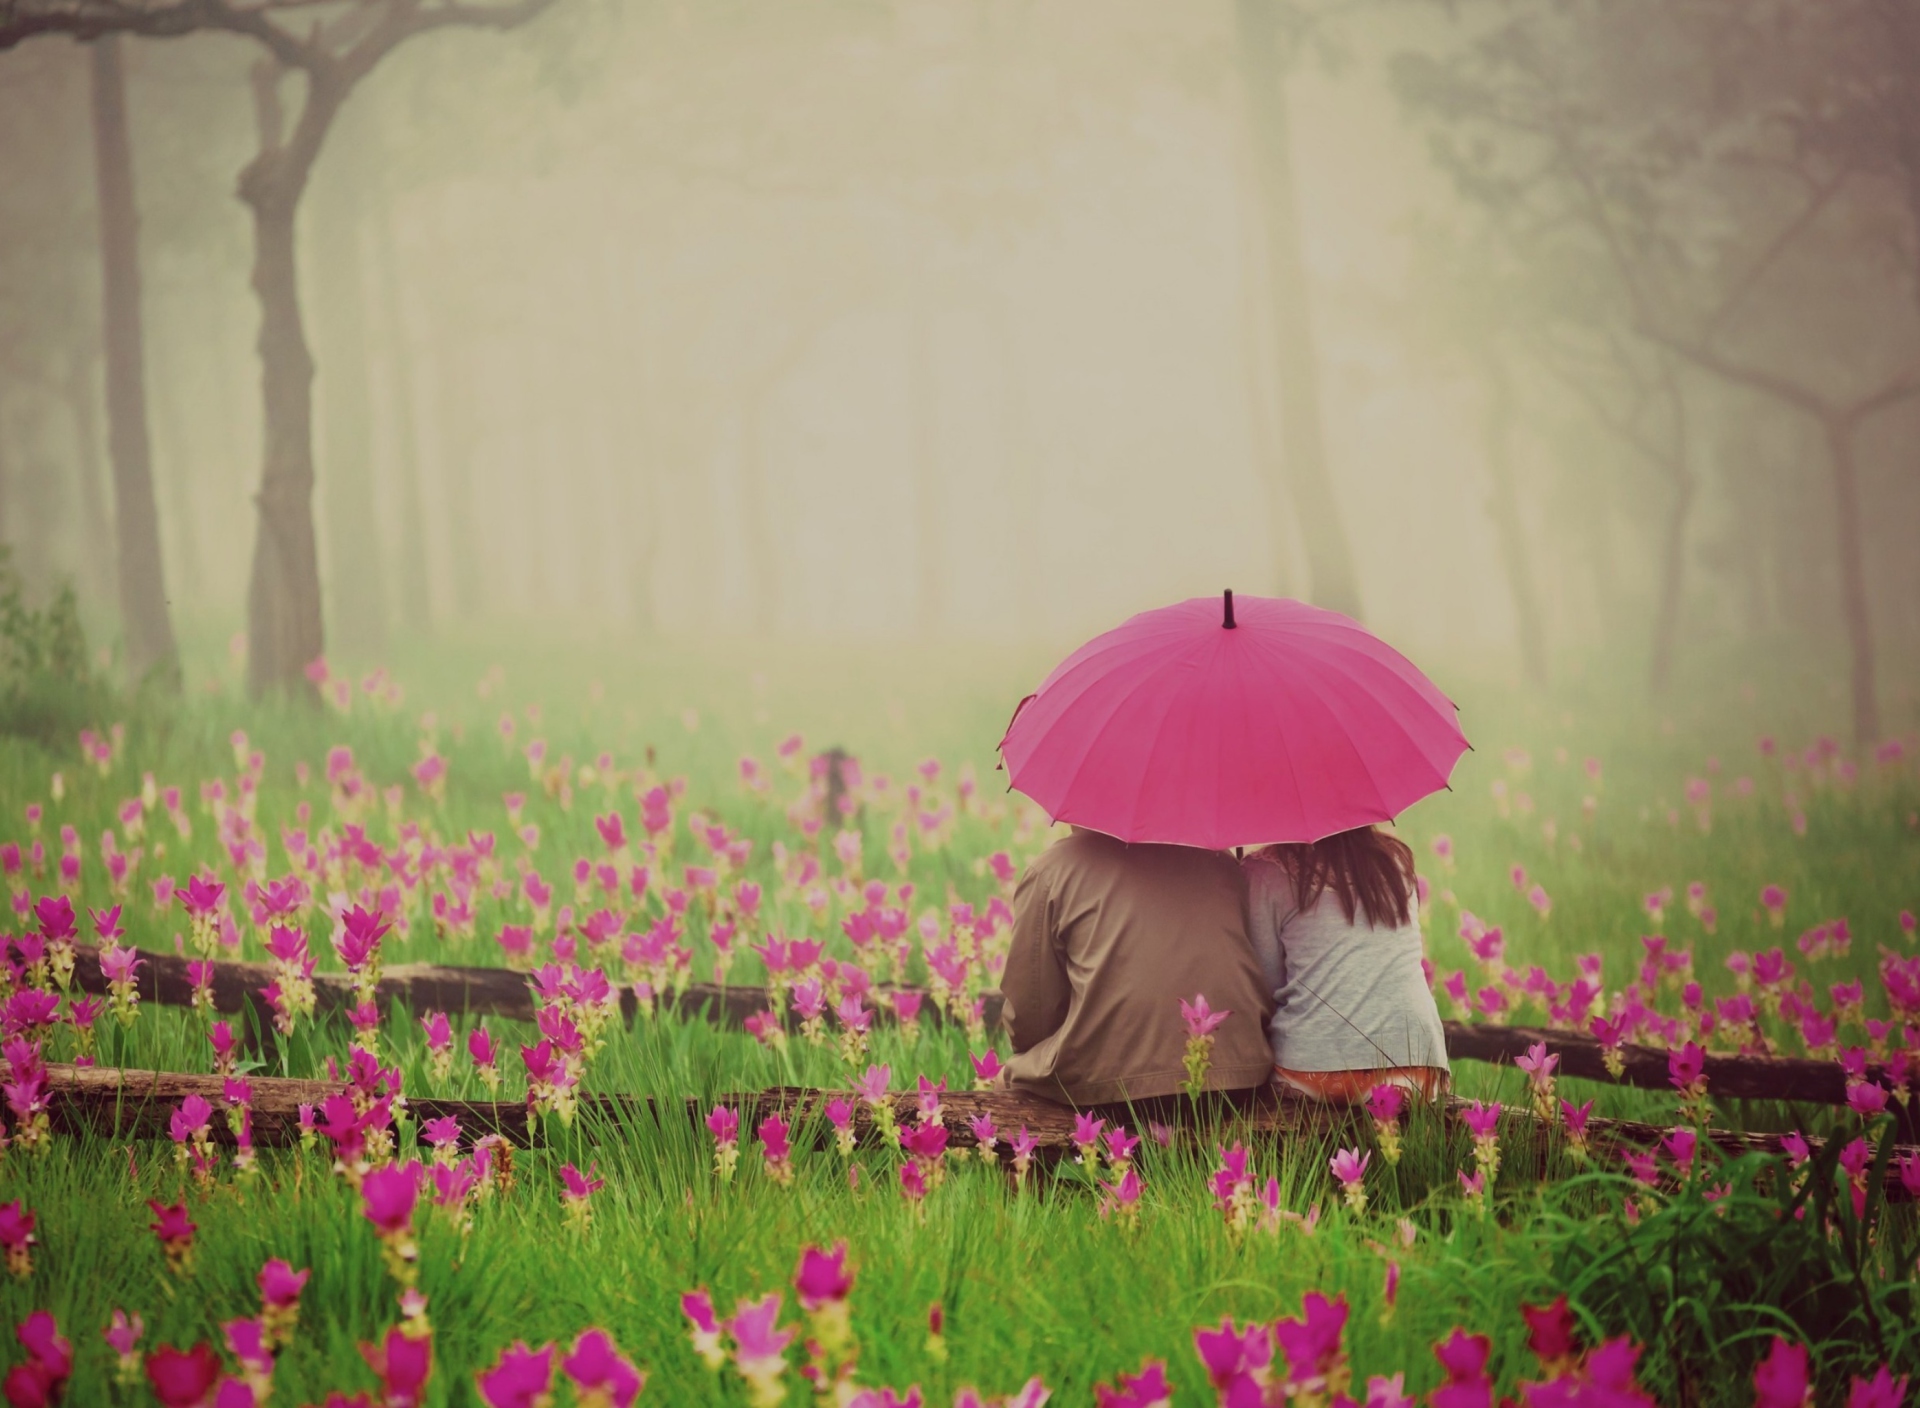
{"left": 72, "top": 944, "right": 1005, "bottom": 1032}
{"left": 1441, "top": 1020, "right": 1918, "bottom": 1139}
{"left": 35, "top": 1064, "right": 1917, "bottom": 1199}
{"left": 72, "top": 945, "right": 1909, "bottom": 1126}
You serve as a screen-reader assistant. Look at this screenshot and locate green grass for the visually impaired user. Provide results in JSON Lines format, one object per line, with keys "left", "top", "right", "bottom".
{"left": 1, "top": 632, "right": 1917, "bottom": 1404}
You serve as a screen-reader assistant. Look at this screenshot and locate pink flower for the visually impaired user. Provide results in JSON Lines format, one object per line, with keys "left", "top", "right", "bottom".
{"left": 451, "top": 1025, "right": 491, "bottom": 1074}
{"left": 1668, "top": 1042, "right": 1706, "bottom": 1092}
{"left": 1753, "top": 1337, "right": 1810, "bottom": 1408}
{"left": 476, "top": 1340, "right": 556, "bottom": 1408}
{"left": 1622, "top": 1149, "right": 1659, "bottom": 1186}
{"left": 1515, "top": 1041, "right": 1559, "bottom": 1086}
{"left": 855, "top": 1065, "right": 891, "bottom": 1106}
{"left": 1273, "top": 1291, "right": 1348, "bottom": 1390}
{"left": 1662, "top": 1127, "right": 1698, "bottom": 1175}
{"left": 794, "top": 1242, "right": 854, "bottom": 1311}
{"left": 1848, "top": 1367, "right": 1910, "bottom": 1408}
{"left": 899, "top": 1161, "right": 928, "bottom": 1203}
{"left": 1847, "top": 1082, "right": 1889, "bottom": 1117}
{"left": 1094, "top": 1359, "right": 1172, "bottom": 1407}
{"left": 726, "top": 1293, "right": 794, "bottom": 1384}
{"left": 1194, "top": 1317, "right": 1272, "bottom": 1394}
{"left": 902, "top": 1122, "right": 949, "bottom": 1163}
{"left": 360, "top": 1324, "right": 433, "bottom": 1407}
{"left": 681, "top": 1290, "right": 723, "bottom": 1368}
{"left": 143, "top": 1342, "right": 223, "bottom": 1408}
{"left": 970, "top": 1049, "right": 1003, "bottom": 1084}
{"left": 560, "top": 1161, "right": 605, "bottom": 1203}
{"left": 1459, "top": 1101, "right": 1501, "bottom": 1141}
{"left": 361, "top": 1162, "right": 423, "bottom": 1236}
{"left": 1365, "top": 1083, "right": 1406, "bottom": 1125}
{"left": 147, "top": 1200, "right": 195, "bottom": 1246}
{"left": 759, "top": 1114, "right": 793, "bottom": 1173}
{"left": 258, "top": 1258, "right": 308, "bottom": 1308}
{"left": 562, "top": 1328, "right": 644, "bottom": 1408}
{"left": 421, "top": 1012, "right": 452, "bottom": 1052}
{"left": 707, "top": 1106, "right": 739, "bottom": 1146}
{"left": 1179, "top": 994, "right": 1230, "bottom": 1039}
{"left": 1330, "top": 1147, "right": 1370, "bottom": 1187}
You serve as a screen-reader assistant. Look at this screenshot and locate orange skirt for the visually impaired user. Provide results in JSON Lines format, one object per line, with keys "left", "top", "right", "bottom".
{"left": 1273, "top": 1065, "right": 1449, "bottom": 1105}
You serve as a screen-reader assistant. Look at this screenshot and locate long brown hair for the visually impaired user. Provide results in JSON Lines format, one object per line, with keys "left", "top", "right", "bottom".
{"left": 1259, "top": 825, "right": 1416, "bottom": 928}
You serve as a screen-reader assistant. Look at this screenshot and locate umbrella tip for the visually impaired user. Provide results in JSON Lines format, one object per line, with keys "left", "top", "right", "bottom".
{"left": 1222, "top": 589, "right": 1236, "bottom": 630}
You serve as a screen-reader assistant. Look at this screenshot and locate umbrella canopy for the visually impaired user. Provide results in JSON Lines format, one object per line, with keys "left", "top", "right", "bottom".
{"left": 999, "top": 591, "right": 1469, "bottom": 850}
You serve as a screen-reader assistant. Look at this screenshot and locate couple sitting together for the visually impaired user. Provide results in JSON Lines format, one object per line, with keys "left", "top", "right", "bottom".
{"left": 1000, "top": 823, "right": 1447, "bottom": 1107}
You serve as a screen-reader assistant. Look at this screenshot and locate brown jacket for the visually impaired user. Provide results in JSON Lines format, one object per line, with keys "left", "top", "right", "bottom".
{"left": 1001, "top": 828, "right": 1276, "bottom": 1105}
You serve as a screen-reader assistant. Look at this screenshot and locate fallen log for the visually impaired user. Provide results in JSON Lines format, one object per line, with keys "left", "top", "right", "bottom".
{"left": 72, "top": 946, "right": 1911, "bottom": 1131}
{"left": 35, "top": 1064, "right": 1917, "bottom": 1200}
{"left": 72, "top": 944, "right": 1005, "bottom": 1035}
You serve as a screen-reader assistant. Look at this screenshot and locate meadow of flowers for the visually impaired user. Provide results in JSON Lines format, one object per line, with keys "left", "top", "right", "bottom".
{"left": 0, "top": 642, "right": 1916, "bottom": 1406}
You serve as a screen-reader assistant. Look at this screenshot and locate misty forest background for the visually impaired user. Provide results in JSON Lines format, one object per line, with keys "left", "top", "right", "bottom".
{"left": 2, "top": 0, "right": 1919, "bottom": 747}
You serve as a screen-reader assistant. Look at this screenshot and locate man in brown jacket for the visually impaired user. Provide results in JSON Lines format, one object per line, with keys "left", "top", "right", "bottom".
{"left": 1001, "top": 827, "right": 1275, "bottom": 1105}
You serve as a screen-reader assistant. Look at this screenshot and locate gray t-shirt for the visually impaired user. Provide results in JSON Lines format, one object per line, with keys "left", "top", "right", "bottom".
{"left": 1244, "top": 854, "right": 1450, "bottom": 1073}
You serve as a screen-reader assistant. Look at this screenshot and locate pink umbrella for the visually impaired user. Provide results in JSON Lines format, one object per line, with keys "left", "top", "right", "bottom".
{"left": 999, "top": 591, "right": 1468, "bottom": 849}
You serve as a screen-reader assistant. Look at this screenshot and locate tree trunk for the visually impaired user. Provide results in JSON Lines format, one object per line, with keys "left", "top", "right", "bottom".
{"left": 1233, "top": 0, "right": 1362, "bottom": 620}
{"left": 1480, "top": 359, "right": 1549, "bottom": 686}
{"left": 1647, "top": 367, "right": 1694, "bottom": 695}
{"left": 311, "top": 145, "right": 389, "bottom": 659}
{"left": 1823, "top": 414, "right": 1879, "bottom": 745}
{"left": 241, "top": 61, "right": 330, "bottom": 700}
{"left": 88, "top": 34, "right": 178, "bottom": 686}
{"left": 61, "top": 353, "right": 117, "bottom": 611}
{"left": 909, "top": 299, "right": 942, "bottom": 633}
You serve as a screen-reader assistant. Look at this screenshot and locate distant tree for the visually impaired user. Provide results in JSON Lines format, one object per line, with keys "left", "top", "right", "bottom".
{"left": 88, "top": 32, "right": 177, "bottom": 685}
{"left": 1234, "top": 0, "right": 1365, "bottom": 620}
{"left": 1395, "top": 0, "right": 1920, "bottom": 743}
{"left": 0, "top": 0, "right": 557, "bottom": 698}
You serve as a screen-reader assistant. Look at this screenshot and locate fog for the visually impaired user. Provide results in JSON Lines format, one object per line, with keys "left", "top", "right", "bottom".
{"left": 2, "top": 0, "right": 1917, "bottom": 732}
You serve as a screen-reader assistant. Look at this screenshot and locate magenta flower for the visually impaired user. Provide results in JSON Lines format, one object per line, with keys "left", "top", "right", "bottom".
{"left": 899, "top": 1160, "right": 928, "bottom": 1203}
{"left": 1104, "top": 1126, "right": 1141, "bottom": 1167}
{"left": 361, "top": 1162, "right": 423, "bottom": 1237}
{"left": 968, "top": 1113, "right": 999, "bottom": 1151}
{"left": 681, "top": 1290, "right": 724, "bottom": 1369}
{"left": 1095, "top": 1358, "right": 1173, "bottom": 1407}
{"left": 726, "top": 1293, "right": 794, "bottom": 1389}
{"left": 178, "top": 876, "right": 225, "bottom": 919}
{"left": 1273, "top": 1291, "right": 1348, "bottom": 1390}
{"left": 1433, "top": 1327, "right": 1492, "bottom": 1383}
{"left": 1179, "top": 993, "right": 1230, "bottom": 1038}
{"left": 1668, "top": 1043, "right": 1707, "bottom": 1093}
{"left": 258, "top": 1258, "right": 308, "bottom": 1309}
{"left": 421, "top": 1012, "right": 453, "bottom": 1052}
{"left": 0, "top": 1201, "right": 35, "bottom": 1276}
{"left": 560, "top": 1161, "right": 605, "bottom": 1203}
{"left": 1459, "top": 1101, "right": 1501, "bottom": 1142}
{"left": 969, "top": 1049, "right": 1003, "bottom": 1084}
{"left": 1072, "top": 1113, "right": 1106, "bottom": 1161}
{"left": 447, "top": 1023, "right": 487, "bottom": 1074}
{"left": 143, "top": 1341, "right": 223, "bottom": 1408}
{"left": 1622, "top": 1149, "right": 1659, "bottom": 1186}
{"left": 1330, "top": 1147, "right": 1370, "bottom": 1187}
{"left": 1662, "top": 1127, "right": 1698, "bottom": 1176}
{"left": 1847, "top": 1367, "right": 1910, "bottom": 1408}
{"left": 855, "top": 1066, "right": 891, "bottom": 1107}
{"left": 1365, "top": 1083, "right": 1406, "bottom": 1125}
{"left": 1516, "top": 1041, "right": 1559, "bottom": 1086}
{"left": 360, "top": 1324, "right": 433, "bottom": 1406}
{"left": 794, "top": 1241, "right": 854, "bottom": 1311}
{"left": 1752, "top": 1337, "right": 1809, "bottom": 1408}
{"left": 476, "top": 1339, "right": 556, "bottom": 1408}
{"left": 902, "top": 1122, "right": 949, "bottom": 1163}
{"left": 1195, "top": 1317, "right": 1273, "bottom": 1394}
{"left": 1847, "top": 1082, "right": 1889, "bottom": 1117}
{"left": 562, "top": 1328, "right": 644, "bottom": 1408}
{"left": 169, "top": 1094, "right": 212, "bottom": 1145}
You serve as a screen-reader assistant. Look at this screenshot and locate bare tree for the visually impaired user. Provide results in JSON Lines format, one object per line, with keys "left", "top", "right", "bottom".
{"left": 0, "top": 0, "right": 556, "bottom": 697}
{"left": 88, "top": 32, "right": 176, "bottom": 682}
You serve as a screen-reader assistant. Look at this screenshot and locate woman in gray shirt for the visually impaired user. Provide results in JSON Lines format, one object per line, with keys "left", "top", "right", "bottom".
{"left": 1245, "top": 825, "right": 1449, "bottom": 1103}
